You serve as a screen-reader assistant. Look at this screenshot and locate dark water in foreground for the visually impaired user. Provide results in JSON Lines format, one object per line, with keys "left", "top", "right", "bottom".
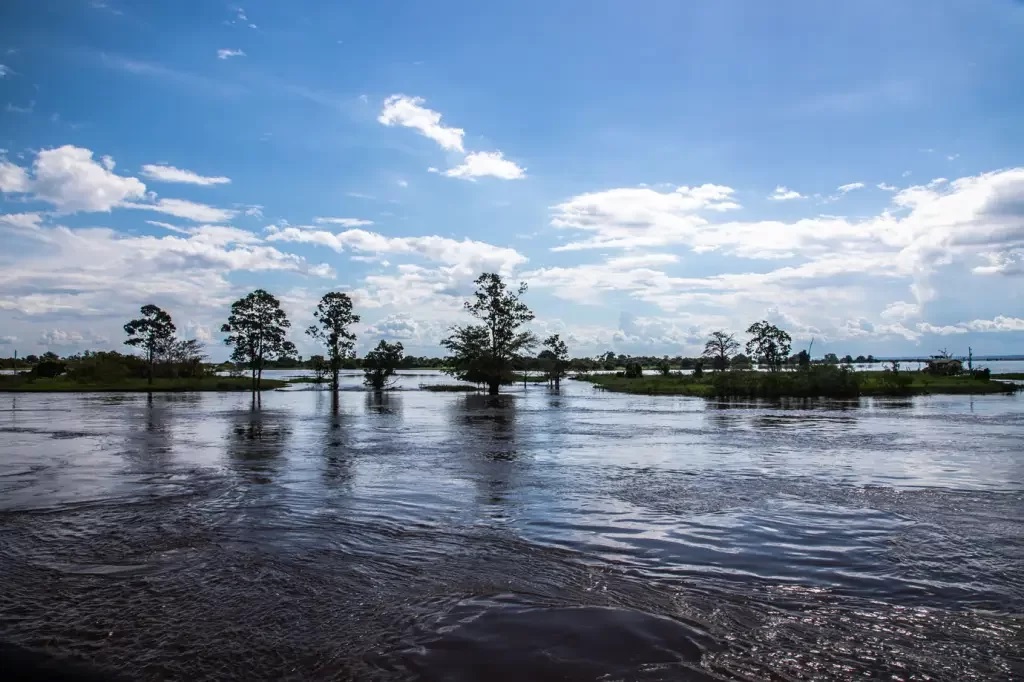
{"left": 1, "top": 372, "right": 1022, "bottom": 680}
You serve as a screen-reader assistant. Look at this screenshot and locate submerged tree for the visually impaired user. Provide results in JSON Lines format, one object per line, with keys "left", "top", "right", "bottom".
{"left": 221, "top": 289, "right": 295, "bottom": 399}
{"left": 441, "top": 273, "right": 537, "bottom": 395}
{"left": 745, "top": 321, "right": 791, "bottom": 373}
{"left": 124, "top": 304, "right": 176, "bottom": 385}
{"left": 306, "top": 292, "right": 360, "bottom": 395}
{"left": 362, "top": 340, "right": 404, "bottom": 390}
{"left": 309, "top": 354, "right": 328, "bottom": 384}
{"left": 702, "top": 330, "right": 739, "bottom": 372}
{"left": 542, "top": 334, "right": 569, "bottom": 388}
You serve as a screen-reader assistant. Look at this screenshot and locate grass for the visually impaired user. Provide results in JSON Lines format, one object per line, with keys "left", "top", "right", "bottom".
{"left": 510, "top": 373, "right": 551, "bottom": 383}
{"left": 576, "top": 369, "right": 1018, "bottom": 398}
{"left": 993, "top": 373, "right": 1024, "bottom": 380}
{"left": 0, "top": 375, "right": 288, "bottom": 393}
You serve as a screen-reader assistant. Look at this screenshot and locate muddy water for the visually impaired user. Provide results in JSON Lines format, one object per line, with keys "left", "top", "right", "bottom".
{"left": 1, "top": 373, "right": 1022, "bottom": 680}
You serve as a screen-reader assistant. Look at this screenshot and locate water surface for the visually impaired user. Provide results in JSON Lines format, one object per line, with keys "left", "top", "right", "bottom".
{"left": 1, "top": 372, "right": 1022, "bottom": 680}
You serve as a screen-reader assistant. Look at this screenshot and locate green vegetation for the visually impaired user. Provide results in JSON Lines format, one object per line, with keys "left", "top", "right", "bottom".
{"left": 993, "top": 373, "right": 1024, "bottom": 380}
{"left": 578, "top": 366, "right": 1018, "bottom": 398}
{"left": 0, "top": 375, "right": 286, "bottom": 393}
{"left": 222, "top": 289, "right": 296, "bottom": 399}
{"left": 306, "top": 291, "right": 359, "bottom": 395}
{"left": 363, "top": 340, "right": 404, "bottom": 390}
{"left": 420, "top": 384, "right": 482, "bottom": 392}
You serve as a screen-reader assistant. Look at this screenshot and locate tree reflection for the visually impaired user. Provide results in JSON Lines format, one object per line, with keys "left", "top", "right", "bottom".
{"left": 225, "top": 407, "right": 290, "bottom": 483}
{"left": 447, "top": 394, "right": 521, "bottom": 514}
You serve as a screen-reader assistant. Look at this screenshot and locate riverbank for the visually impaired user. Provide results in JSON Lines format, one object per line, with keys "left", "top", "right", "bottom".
{"left": 0, "top": 376, "right": 288, "bottom": 392}
{"left": 576, "top": 369, "right": 1018, "bottom": 398}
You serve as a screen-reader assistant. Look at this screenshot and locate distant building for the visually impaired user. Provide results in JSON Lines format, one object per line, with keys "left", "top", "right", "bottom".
{"left": 925, "top": 358, "right": 963, "bottom": 375}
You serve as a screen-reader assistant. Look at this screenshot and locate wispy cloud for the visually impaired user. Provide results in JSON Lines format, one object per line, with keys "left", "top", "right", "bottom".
{"left": 217, "top": 48, "right": 246, "bottom": 60}
{"left": 378, "top": 95, "right": 465, "bottom": 152}
{"left": 768, "top": 185, "right": 805, "bottom": 201}
{"left": 141, "top": 164, "right": 231, "bottom": 186}
{"left": 5, "top": 100, "right": 34, "bottom": 114}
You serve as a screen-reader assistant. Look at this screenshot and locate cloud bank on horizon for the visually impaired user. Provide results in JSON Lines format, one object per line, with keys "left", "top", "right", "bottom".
{"left": 1, "top": 1, "right": 1023, "bottom": 359}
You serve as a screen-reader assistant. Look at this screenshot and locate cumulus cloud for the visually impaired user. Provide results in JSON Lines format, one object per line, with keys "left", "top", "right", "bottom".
{"left": 550, "top": 184, "right": 741, "bottom": 251}
{"left": 141, "top": 164, "right": 231, "bottom": 186}
{"left": 0, "top": 335, "right": 16, "bottom": 345}
{"left": 377, "top": 95, "right": 465, "bottom": 152}
{"left": 443, "top": 151, "right": 526, "bottom": 181}
{"left": 5, "top": 146, "right": 147, "bottom": 212}
{"left": 919, "top": 316, "right": 1024, "bottom": 335}
{"left": 768, "top": 186, "right": 804, "bottom": 201}
{"left": 217, "top": 49, "right": 246, "bottom": 60}
{"left": 39, "top": 328, "right": 109, "bottom": 347}
{"left": 0, "top": 212, "right": 44, "bottom": 230}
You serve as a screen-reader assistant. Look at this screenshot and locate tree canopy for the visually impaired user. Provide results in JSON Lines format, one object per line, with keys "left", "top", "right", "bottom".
{"left": 221, "top": 289, "right": 295, "bottom": 398}
{"left": 542, "top": 334, "right": 569, "bottom": 388}
{"left": 441, "top": 273, "right": 537, "bottom": 395}
{"left": 745, "top": 321, "right": 792, "bottom": 372}
{"left": 362, "top": 340, "right": 404, "bottom": 390}
{"left": 702, "top": 330, "right": 740, "bottom": 371}
{"left": 306, "top": 291, "right": 360, "bottom": 393}
{"left": 124, "top": 304, "right": 176, "bottom": 385}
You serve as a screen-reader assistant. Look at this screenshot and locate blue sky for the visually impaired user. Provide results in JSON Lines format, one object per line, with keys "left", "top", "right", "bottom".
{"left": 1, "top": 0, "right": 1023, "bottom": 359}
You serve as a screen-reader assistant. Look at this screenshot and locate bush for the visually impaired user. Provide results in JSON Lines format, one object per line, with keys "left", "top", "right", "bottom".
{"left": 710, "top": 365, "right": 860, "bottom": 398}
{"left": 624, "top": 362, "right": 643, "bottom": 379}
{"left": 30, "top": 360, "right": 67, "bottom": 378}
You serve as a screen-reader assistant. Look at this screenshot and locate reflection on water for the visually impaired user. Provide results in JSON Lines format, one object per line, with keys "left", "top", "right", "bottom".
{"left": 0, "top": 375, "right": 1021, "bottom": 680}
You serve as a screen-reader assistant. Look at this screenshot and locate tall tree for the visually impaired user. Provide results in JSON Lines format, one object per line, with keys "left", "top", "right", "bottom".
{"left": 702, "top": 330, "right": 739, "bottom": 372}
{"left": 362, "top": 340, "right": 404, "bottom": 390}
{"left": 745, "top": 320, "right": 792, "bottom": 373}
{"left": 441, "top": 273, "right": 537, "bottom": 395}
{"left": 306, "top": 292, "right": 360, "bottom": 394}
{"left": 221, "top": 289, "right": 295, "bottom": 398}
{"left": 124, "top": 304, "right": 176, "bottom": 385}
{"left": 542, "top": 334, "right": 569, "bottom": 389}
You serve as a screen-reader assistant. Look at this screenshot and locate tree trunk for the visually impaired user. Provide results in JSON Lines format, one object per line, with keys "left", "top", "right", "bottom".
{"left": 147, "top": 347, "right": 153, "bottom": 386}
{"left": 251, "top": 366, "right": 257, "bottom": 399}
{"left": 331, "top": 367, "right": 339, "bottom": 396}
{"left": 488, "top": 379, "right": 500, "bottom": 396}
{"left": 554, "top": 376, "right": 561, "bottom": 389}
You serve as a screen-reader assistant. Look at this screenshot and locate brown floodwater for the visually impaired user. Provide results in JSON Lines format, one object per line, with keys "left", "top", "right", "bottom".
{"left": 1, "top": 371, "right": 1022, "bottom": 680}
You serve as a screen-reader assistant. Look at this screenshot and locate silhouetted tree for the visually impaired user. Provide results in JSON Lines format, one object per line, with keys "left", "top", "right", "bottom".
{"left": 306, "top": 292, "right": 360, "bottom": 395}
{"left": 542, "top": 333, "right": 569, "bottom": 388}
{"left": 702, "top": 330, "right": 739, "bottom": 371}
{"left": 823, "top": 353, "right": 839, "bottom": 364}
{"left": 745, "top": 321, "right": 791, "bottom": 372}
{"left": 221, "top": 289, "right": 295, "bottom": 399}
{"left": 441, "top": 273, "right": 537, "bottom": 395}
{"left": 309, "top": 354, "right": 328, "bottom": 384}
{"left": 124, "top": 304, "right": 176, "bottom": 385}
{"left": 362, "top": 340, "right": 404, "bottom": 390}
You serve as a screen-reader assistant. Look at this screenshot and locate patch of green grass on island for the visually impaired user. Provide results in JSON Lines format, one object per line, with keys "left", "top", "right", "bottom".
{"left": 420, "top": 384, "right": 483, "bottom": 392}
{"left": 576, "top": 368, "right": 1018, "bottom": 398}
{"left": 0, "top": 375, "right": 288, "bottom": 393}
{"left": 992, "top": 373, "right": 1024, "bottom": 380}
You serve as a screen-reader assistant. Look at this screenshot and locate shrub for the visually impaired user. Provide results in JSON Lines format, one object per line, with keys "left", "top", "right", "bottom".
{"left": 31, "top": 360, "right": 67, "bottom": 378}
{"left": 624, "top": 362, "right": 643, "bottom": 379}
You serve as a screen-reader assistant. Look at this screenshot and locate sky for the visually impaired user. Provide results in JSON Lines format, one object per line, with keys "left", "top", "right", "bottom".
{"left": 1, "top": 0, "right": 1023, "bottom": 360}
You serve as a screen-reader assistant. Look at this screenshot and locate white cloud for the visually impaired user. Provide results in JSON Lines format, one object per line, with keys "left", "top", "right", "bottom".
{"left": 0, "top": 335, "right": 16, "bottom": 345}
{"left": 39, "top": 328, "right": 109, "bottom": 347}
{"left": 880, "top": 301, "right": 920, "bottom": 321}
{"left": 123, "top": 198, "right": 237, "bottom": 223}
{"left": 217, "top": 49, "right": 246, "bottom": 60}
{"left": 313, "top": 217, "right": 375, "bottom": 228}
{"left": 397, "top": 179, "right": 409, "bottom": 188}
{"left": 837, "top": 182, "right": 866, "bottom": 194}
{"left": 919, "top": 316, "right": 1024, "bottom": 335}
{"left": 27, "top": 145, "right": 147, "bottom": 212}
{"left": 877, "top": 182, "right": 898, "bottom": 192}
{"left": 0, "top": 64, "right": 11, "bottom": 78}
{"left": 141, "top": 164, "right": 231, "bottom": 186}
{"left": 377, "top": 95, "right": 465, "bottom": 152}
{"left": 443, "top": 151, "right": 526, "bottom": 181}
{"left": 242, "top": 204, "right": 264, "bottom": 218}
{"left": 0, "top": 212, "right": 44, "bottom": 230}
{"left": 6, "top": 101, "right": 34, "bottom": 114}
{"left": 0, "top": 160, "right": 30, "bottom": 192}
{"left": 768, "top": 186, "right": 804, "bottom": 201}
{"left": 145, "top": 220, "right": 190, "bottom": 234}
{"left": 550, "top": 184, "right": 741, "bottom": 251}
{"left": 265, "top": 226, "right": 526, "bottom": 275}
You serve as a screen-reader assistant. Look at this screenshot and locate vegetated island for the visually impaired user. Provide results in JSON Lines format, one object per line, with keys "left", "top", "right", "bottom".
{"left": 577, "top": 365, "right": 1019, "bottom": 398}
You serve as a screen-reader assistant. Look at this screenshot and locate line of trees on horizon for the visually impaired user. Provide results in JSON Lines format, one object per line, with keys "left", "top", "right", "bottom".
{"left": 2, "top": 272, "right": 991, "bottom": 395}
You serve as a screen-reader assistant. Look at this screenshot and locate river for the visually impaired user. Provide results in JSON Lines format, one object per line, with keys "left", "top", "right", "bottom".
{"left": 1, "top": 371, "right": 1022, "bottom": 680}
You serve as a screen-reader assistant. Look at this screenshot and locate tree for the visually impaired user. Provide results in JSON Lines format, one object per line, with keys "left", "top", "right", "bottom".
{"left": 441, "top": 273, "right": 537, "bottom": 395}
{"left": 823, "top": 353, "right": 839, "bottom": 364}
{"left": 221, "top": 289, "right": 295, "bottom": 399}
{"left": 542, "top": 334, "right": 569, "bottom": 388}
{"left": 702, "top": 330, "right": 740, "bottom": 371}
{"left": 362, "top": 340, "right": 404, "bottom": 390}
{"left": 841, "top": 354, "right": 854, "bottom": 365}
{"left": 745, "top": 321, "right": 792, "bottom": 372}
{"left": 163, "top": 338, "right": 205, "bottom": 378}
{"left": 306, "top": 292, "right": 360, "bottom": 395}
{"left": 309, "top": 354, "right": 328, "bottom": 384}
{"left": 795, "top": 349, "right": 810, "bottom": 370}
{"left": 124, "top": 304, "right": 176, "bottom": 385}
